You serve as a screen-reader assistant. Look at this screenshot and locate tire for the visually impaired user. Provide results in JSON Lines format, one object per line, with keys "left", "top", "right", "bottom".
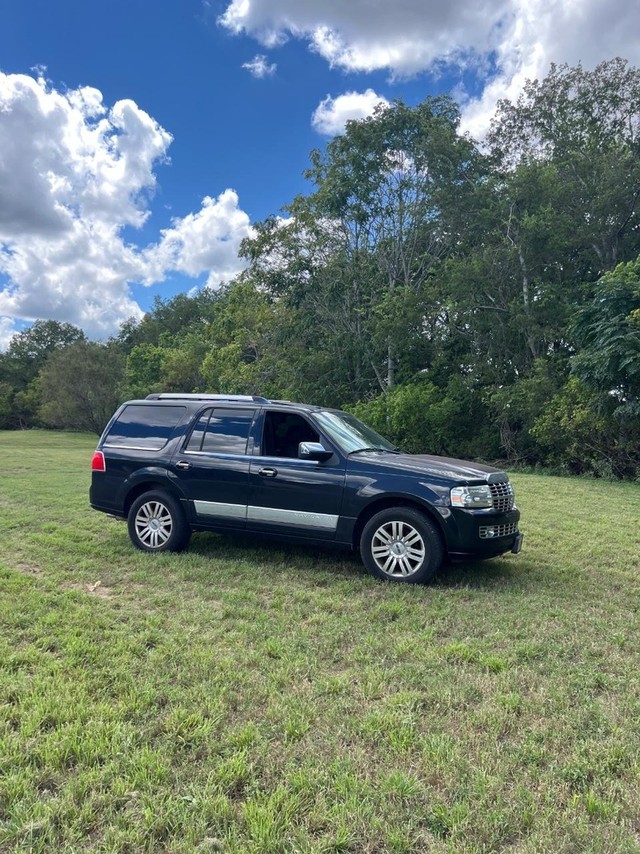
{"left": 127, "top": 490, "right": 191, "bottom": 553}
{"left": 360, "top": 506, "right": 443, "bottom": 584}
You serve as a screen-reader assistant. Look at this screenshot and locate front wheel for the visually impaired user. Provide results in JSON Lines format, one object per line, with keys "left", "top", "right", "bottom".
{"left": 127, "top": 490, "right": 191, "bottom": 553}
{"left": 360, "top": 507, "right": 443, "bottom": 584}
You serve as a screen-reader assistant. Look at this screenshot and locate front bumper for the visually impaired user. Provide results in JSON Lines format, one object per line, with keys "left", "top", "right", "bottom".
{"left": 443, "top": 506, "right": 522, "bottom": 559}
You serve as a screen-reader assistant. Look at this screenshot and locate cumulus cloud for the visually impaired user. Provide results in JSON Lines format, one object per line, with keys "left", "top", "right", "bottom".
{"left": 0, "top": 72, "right": 250, "bottom": 342}
{"left": 0, "top": 219, "right": 146, "bottom": 337}
{"left": 218, "top": 0, "right": 509, "bottom": 76}
{"left": 242, "top": 53, "right": 277, "bottom": 78}
{"left": 0, "top": 73, "right": 171, "bottom": 240}
{"left": 144, "top": 190, "right": 253, "bottom": 287}
{"left": 219, "top": 0, "right": 640, "bottom": 137}
{"left": 312, "top": 89, "right": 389, "bottom": 136}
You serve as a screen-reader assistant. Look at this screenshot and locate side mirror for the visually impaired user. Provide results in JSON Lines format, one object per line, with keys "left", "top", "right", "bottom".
{"left": 298, "top": 441, "right": 332, "bottom": 462}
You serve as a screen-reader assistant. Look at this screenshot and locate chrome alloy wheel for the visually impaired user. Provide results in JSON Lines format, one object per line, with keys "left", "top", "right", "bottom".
{"left": 134, "top": 500, "right": 173, "bottom": 549}
{"left": 371, "top": 520, "right": 426, "bottom": 578}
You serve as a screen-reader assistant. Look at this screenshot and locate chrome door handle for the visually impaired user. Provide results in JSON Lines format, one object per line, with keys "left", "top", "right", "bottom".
{"left": 175, "top": 460, "right": 191, "bottom": 470}
{"left": 259, "top": 467, "right": 277, "bottom": 478}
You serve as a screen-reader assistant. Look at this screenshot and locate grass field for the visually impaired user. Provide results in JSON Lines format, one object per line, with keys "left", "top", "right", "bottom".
{"left": 0, "top": 430, "right": 639, "bottom": 854}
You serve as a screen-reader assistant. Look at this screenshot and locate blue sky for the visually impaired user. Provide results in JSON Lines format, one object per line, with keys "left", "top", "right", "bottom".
{"left": 0, "top": 0, "right": 635, "bottom": 347}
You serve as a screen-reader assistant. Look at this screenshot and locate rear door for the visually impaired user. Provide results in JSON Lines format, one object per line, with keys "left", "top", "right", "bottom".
{"left": 247, "top": 409, "right": 346, "bottom": 540}
{"left": 171, "top": 406, "right": 256, "bottom": 529}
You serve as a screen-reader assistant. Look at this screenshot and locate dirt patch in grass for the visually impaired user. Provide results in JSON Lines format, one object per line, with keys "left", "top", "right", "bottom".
{"left": 13, "top": 561, "right": 42, "bottom": 575}
{"left": 83, "top": 580, "right": 111, "bottom": 597}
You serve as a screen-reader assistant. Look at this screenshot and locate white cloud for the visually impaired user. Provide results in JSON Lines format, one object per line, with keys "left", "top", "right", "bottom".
{"left": 0, "top": 73, "right": 171, "bottom": 239}
{"left": 218, "top": 0, "right": 510, "bottom": 77}
{"left": 0, "top": 316, "right": 17, "bottom": 351}
{"left": 144, "top": 190, "right": 253, "bottom": 288}
{"left": 0, "top": 72, "right": 251, "bottom": 341}
{"left": 0, "top": 219, "right": 146, "bottom": 337}
{"left": 459, "top": 0, "right": 640, "bottom": 138}
{"left": 242, "top": 54, "right": 277, "bottom": 78}
{"left": 312, "top": 89, "right": 389, "bottom": 136}
{"left": 219, "top": 0, "right": 640, "bottom": 137}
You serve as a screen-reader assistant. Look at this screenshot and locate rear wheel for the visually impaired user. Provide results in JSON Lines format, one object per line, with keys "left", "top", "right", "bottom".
{"left": 127, "top": 490, "right": 191, "bottom": 553}
{"left": 360, "top": 507, "right": 443, "bottom": 584}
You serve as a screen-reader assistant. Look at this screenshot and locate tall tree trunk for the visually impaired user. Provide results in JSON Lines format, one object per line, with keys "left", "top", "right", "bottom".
{"left": 387, "top": 339, "right": 395, "bottom": 388}
{"left": 518, "top": 246, "right": 538, "bottom": 361}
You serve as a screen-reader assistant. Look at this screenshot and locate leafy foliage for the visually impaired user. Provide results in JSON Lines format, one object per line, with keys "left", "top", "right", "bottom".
{"left": 38, "top": 341, "right": 124, "bottom": 435}
{"left": 351, "top": 376, "right": 497, "bottom": 459}
{"left": 0, "top": 320, "right": 86, "bottom": 428}
{"left": 571, "top": 259, "right": 640, "bottom": 416}
{"left": 530, "top": 377, "right": 640, "bottom": 479}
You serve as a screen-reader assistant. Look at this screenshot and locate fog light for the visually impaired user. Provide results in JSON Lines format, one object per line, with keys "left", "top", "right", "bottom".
{"left": 479, "top": 526, "right": 497, "bottom": 539}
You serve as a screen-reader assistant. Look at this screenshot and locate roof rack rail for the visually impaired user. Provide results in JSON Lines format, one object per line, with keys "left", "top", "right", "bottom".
{"left": 145, "top": 393, "right": 270, "bottom": 404}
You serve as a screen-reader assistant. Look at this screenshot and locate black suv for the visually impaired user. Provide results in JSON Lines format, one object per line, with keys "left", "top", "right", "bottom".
{"left": 90, "top": 394, "right": 522, "bottom": 584}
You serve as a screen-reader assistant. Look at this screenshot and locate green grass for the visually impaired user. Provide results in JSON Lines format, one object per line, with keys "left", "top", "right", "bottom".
{"left": 0, "top": 430, "right": 639, "bottom": 854}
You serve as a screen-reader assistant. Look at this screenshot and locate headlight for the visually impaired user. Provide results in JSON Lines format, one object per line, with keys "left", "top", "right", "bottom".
{"left": 450, "top": 485, "right": 493, "bottom": 509}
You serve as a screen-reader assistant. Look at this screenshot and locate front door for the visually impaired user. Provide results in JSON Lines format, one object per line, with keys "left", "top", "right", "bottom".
{"left": 247, "top": 410, "right": 346, "bottom": 540}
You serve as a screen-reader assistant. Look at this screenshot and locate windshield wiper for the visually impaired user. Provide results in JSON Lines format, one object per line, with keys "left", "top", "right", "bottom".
{"left": 348, "top": 446, "right": 400, "bottom": 455}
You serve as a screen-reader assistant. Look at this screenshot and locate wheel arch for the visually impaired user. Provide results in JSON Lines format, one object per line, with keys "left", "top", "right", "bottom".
{"left": 123, "top": 480, "right": 185, "bottom": 518}
{"left": 352, "top": 496, "right": 448, "bottom": 554}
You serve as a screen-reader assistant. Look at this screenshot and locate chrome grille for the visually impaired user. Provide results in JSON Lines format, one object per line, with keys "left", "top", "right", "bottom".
{"left": 479, "top": 522, "right": 518, "bottom": 539}
{"left": 489, "top": 481, "right": 515, "bottom": 513}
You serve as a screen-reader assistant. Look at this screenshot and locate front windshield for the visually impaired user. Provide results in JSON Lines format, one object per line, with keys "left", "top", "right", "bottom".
{"left": 314, "top": 411, "right": 396, "bottom": 454}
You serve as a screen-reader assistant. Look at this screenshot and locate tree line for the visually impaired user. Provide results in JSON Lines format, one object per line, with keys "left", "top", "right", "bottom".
{"left": 1, "top": 59, "right": 639, "bottom": 479}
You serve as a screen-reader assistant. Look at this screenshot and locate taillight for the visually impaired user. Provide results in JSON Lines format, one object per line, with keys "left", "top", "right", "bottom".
{"left": 91, "top": 451, "right": 106, "bottom": 472}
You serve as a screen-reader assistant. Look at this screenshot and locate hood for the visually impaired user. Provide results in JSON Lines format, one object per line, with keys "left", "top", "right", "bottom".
{"left": 347, "top": 451, "right": 505, "bottom": 484}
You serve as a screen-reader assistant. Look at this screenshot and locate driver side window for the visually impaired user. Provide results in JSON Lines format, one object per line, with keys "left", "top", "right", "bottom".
{"left": 261, "top": 411, "right": 319, "bottom": 458}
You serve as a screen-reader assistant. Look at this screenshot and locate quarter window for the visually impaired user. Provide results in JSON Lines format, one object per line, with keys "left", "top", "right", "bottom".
{"left": 104, "top": 404, "right": 186, "bottom": 451}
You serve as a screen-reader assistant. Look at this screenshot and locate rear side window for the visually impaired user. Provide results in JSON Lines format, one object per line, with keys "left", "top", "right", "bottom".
{"left": 186, "top": 408, "right": 254, "bottom": 455}
{"left": 104, "top": 405, "right": 186, "bottom": 451}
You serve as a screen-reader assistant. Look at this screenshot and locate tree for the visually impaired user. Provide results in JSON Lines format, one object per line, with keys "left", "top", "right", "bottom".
{"left": 0, "top": 382, "right": 14, "bottom": 427}
{"left": 489, "top": 58, "right": 640, "bottom": 276}
{"left": 530, "top": 377, "right": 640, "bottom": 479}
{"left": 0, "top": 320, "right": 86, "bottom": 428}
{"left": 123, "top": 343, "right": 169, "bottom": 399}
{"left": 434, "top": 59, "right": 640, "bottom": 400}
{"left": 116, "top": 289, "right": 221, "bottom": 349}
{"left": 243, "top": 97, "right": 487, "bottom": 401}
{"left": 38, "top": 341, "right": 125, "bottom": 435}
{"left": 571, "top": 258, "right": 640, "bottom": 417}
{"left": 200, "top": 279, "right": 282, "bottom": 396}
{"left": 116, "top": 289, "right": 222, "bottom": 399}
{"left": 1, "top": 320, "right": 86, "bottom": 387}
